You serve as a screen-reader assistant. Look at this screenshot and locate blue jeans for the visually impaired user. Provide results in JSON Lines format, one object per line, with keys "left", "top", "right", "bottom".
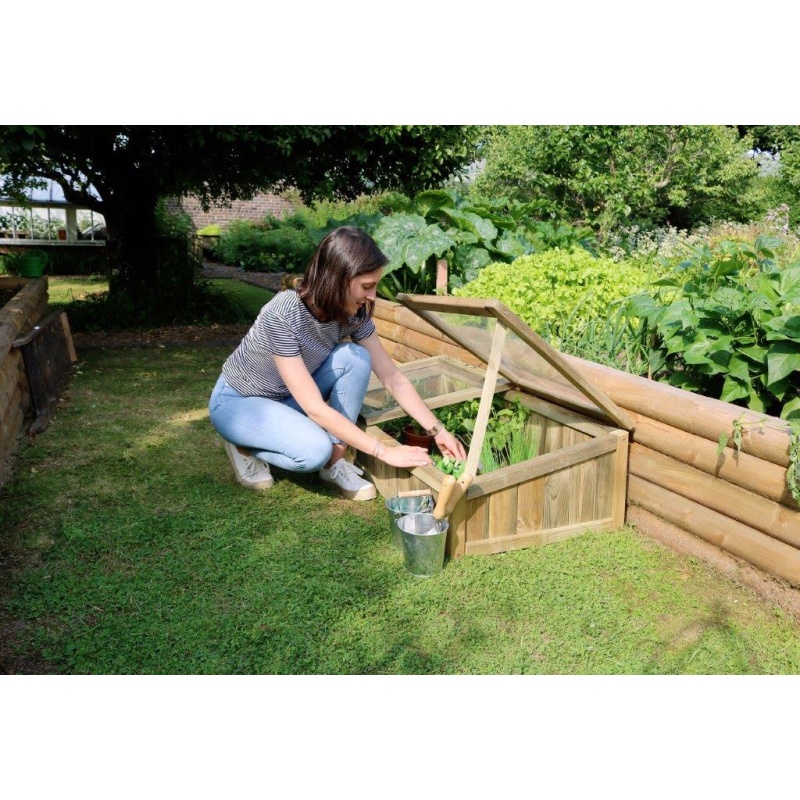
{"left": 208, "top": 343, "right": 372, "bottom": 473}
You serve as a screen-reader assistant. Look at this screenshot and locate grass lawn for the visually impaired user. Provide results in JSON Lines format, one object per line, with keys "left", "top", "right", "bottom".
{"left": 47, "top": 276, "right": 273, "bottom": 319}
{"left": 2, "top": 344, "right": 800, "bottom": 675}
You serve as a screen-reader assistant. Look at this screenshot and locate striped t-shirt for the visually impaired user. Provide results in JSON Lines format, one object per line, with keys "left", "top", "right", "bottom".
{"left": 221, "top": 290, "right": 376, "bottom": 398}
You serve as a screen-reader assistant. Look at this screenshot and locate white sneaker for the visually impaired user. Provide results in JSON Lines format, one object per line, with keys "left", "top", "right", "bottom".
{"left": 319, "top": 458, "right": 377, "bottom": 501}
{"left": 223, "top": 440, "right": 274, "bottom": 490}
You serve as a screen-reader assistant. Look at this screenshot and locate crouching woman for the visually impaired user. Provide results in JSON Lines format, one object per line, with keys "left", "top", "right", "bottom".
{"left": 208, "top": 226, "right": 466, "bottom": 500}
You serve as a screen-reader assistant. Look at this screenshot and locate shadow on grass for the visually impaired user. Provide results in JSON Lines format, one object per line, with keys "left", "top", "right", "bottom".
{"left": 3, "top": 346, "right": 800, "bottom": 675}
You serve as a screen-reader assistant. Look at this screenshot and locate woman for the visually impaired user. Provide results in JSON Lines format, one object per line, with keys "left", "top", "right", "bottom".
{"left": 208, "top": 226, "right": 466, "bottom": 500}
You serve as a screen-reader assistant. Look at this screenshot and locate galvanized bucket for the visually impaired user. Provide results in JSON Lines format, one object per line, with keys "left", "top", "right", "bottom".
{"left": 396, "top": 512, "right": 449, "bottom": 578}
{"left": 385, "top": 493, "right": 434, "bottom": 550}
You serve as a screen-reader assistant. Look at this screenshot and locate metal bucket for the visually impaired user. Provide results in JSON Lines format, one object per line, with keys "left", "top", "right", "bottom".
{"left": 396, "top": 512, "right": 449, "bottom": 578}
{"left": 385, "top": 494, "right": 434, "bottom": 549}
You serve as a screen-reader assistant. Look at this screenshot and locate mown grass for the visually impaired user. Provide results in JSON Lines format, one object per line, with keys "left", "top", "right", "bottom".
{"left": 47, "top": 276, "right": 272, "bottom": 320}
{"left": 2, "top": 345, "right": 800, "bottom": 674}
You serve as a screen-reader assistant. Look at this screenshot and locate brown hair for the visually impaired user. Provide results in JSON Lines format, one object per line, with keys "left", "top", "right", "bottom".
{"left": 298, "top": 226, "right": 388, "bottom": 325}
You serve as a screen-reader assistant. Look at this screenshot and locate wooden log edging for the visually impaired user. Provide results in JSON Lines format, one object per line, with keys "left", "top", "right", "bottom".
{"left": 629, "top": 444, "right": 800, "bottom": 549}
{"left": 0, "top": 278, "right": 49, "bottom": 486}
{"left": 629, "top": 475, "right": 800, "bottom": 585}
{"left": 565, "top": 354, "right": 791, "bottom": 468}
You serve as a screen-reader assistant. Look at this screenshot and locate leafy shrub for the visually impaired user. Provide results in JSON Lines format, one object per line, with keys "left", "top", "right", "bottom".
{"left": 454, "top": 247, "right": 649, "bottom": 342}
{"left": 43, "top": 248, "right": 110, "bottom": 276}
{"left": 155, "top": 199, "right": 193, "bottom": 238}
{"left": 623, "top": 235, "right": 800, "bottom": 420}
{"left": 216, "top": 219, "right": 315, "bottom": 273}
{"left": 197, "top": 224, "right": 221, "bottom": 236}
{"left": 60, "top": 277, "right": 254, "bottom": 331}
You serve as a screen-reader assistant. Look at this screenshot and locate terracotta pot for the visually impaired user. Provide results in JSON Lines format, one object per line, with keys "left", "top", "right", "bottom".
{"left": 57, "top": 229, "right": 67, "bottom": 240}
{"left": 403, "top": 426, "right": 434, "bottom": 452}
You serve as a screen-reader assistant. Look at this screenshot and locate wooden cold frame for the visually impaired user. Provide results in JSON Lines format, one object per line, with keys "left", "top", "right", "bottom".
{"left": 357, "top": 388, "right": 629, "bottom": 557}
{"left": 356, "top": 295, "right": 632, "bottom": 557}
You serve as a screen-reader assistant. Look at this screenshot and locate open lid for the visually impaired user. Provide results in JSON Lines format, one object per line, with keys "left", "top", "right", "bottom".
{"left": 395, "top": 294, "right": 633, "bottom": 431}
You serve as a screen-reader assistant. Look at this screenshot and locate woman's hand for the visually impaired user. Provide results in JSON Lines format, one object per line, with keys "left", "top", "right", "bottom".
{"left": 380, "top": 443, "right": 432, "bottom": 469}
{"left": 434, "top": 429, "right": 467, "bottom": 461}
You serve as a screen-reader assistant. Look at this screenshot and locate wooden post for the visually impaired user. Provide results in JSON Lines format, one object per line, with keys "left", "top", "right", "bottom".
{"left": 436, "top": 259, "right": 448, "bottom": 295}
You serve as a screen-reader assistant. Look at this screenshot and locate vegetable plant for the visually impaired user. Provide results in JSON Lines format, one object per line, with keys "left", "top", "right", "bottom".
{"left": 383, "top": 395, "right": 537, "bottom": 474}
{"left": 623, "top": 235, "right": 800, "bottom": 420}
{"left": 455, "top": 247, "right": 650, "bottom": 344}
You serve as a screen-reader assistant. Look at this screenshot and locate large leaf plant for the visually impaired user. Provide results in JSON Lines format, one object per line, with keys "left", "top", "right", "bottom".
{"left": 371, "top": 188, "right": 594, "bottom": 300}
{"left": 624, "top": 235, "right": 800, "bottom": 421}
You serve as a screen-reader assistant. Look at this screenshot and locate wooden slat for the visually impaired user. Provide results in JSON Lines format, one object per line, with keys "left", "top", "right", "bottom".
{"left": 517, "top": 476, "right": 545, "bottom": 532}
{"left": 543, "top": 466, "right": 572, "bottom": 528}
{"left": 610, "top": 429, "right": 629, "bottom": 528}
{"left": 465, "top": 495, "right": 489, "bottom": 544}
{"left": 466, "top": 518, "right": 615, "bottom": 555}
{"left": 396, "top": 293, "right": 501, "bottom": 317}
{"left": 629, "top": 475, "right": 800, "bottom": 586}
{"left": 503, "top": 389, "right": 612, "bottom": 438}
{"left": 488, "top": 485, "right": 518, "bottom": 539}
{"left": 467, "top": 434, "right": 619, "bottom": 499}
{"left": 463, "top": 322, "right": 506, "bottom": 481}
{"left": 579, "top": 458, "right": 597, "bottom": 523}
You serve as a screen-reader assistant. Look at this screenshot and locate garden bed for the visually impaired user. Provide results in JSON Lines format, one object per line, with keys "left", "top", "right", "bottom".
{"left": 356, "top": 296, "right": 631, "bottom": 558}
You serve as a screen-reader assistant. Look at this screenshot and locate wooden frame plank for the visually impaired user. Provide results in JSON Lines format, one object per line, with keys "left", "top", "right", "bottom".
{"left": 466, "top": 518, "right": 615, "bottom": 555}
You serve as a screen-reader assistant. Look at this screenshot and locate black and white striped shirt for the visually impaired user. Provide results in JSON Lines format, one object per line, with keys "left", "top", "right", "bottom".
{"left": 221, "top": 290, "right": 375, "bottom": 398}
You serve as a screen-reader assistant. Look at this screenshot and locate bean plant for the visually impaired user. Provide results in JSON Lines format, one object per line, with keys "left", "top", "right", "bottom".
{"left": 623, "top": 234, "right": 800, "bottom": 421}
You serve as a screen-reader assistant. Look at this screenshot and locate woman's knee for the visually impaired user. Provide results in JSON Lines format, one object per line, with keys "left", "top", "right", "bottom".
{"left": 332, "top": 342, "right": 372, "bottom": 376}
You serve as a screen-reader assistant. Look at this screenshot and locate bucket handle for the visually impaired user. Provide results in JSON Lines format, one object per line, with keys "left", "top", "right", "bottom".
{"left": 396, "top": 488, "right": 434, "bottom": 498}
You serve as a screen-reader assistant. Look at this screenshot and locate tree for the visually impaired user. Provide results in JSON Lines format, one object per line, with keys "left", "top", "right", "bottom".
{"left": 471, "top": 125, "right": 761, "bottom": 234}
{"left": 736, "top": 126, "right": 800, "bottom": 227}
{"left": 0, "top": 125, "right": 479, "bottom": 317}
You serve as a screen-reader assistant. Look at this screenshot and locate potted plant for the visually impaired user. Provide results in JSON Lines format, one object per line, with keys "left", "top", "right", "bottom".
{"left": 402, "top": 421, "right": 435, "bottom": 452}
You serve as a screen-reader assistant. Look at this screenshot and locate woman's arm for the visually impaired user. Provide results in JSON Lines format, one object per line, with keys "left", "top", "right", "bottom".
{"left": 360, "top": 332, "right": 467, "bottom": 461}
{"left": 273, "top": 353, "right": 433, "bottom": 469}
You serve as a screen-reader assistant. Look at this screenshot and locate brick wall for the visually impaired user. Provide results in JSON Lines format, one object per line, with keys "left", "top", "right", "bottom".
{"left": 165, "top": 193, "right": 297, "bottom": 231}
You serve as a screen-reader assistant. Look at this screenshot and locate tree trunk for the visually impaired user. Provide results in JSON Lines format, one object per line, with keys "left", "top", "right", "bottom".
{"left": 104, "top": 190, "right": 160, "bottom": 307}
{"left": 102, "top": 186, "right": 196, "bottom": 324}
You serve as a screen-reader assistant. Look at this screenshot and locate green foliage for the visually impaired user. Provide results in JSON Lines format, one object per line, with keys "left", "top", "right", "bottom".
{"left": 623, "top": 235, "right": 800, "bottom": 418}
{"left": 455, "top": 247, "right": 649, "bottom": 342}
{"left": 388, "top": 396, "right": 537, "bottom": 473}
{"left": 0, "top": 125, "right": 480, "bottom": 318}
{"left": 216, "top": 219, "right": 316, "bottom": 273}
{"left": 155, "top": 198, "right": 193, "bottom": 238}
{"left": 59, "top": 277, "right": 258, "bottom": 331}
{"left": 41, "top": 247, "right": 110, "bottom": 277}
{"left": 371, "top": 188, "right": 597, "bottom": 299}
{"left": 473, "top": 126, "right": 762, "bottom": 234}
{"left": 196, "top": 224, "right": 222, "bottom": 236}
{"left": 430, "top": 454, "right": 466, "bottom": 478}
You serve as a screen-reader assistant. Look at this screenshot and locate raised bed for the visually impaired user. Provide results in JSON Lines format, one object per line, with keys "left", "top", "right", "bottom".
{"left": 0, "top": 276, "right": 49, "bottom": 483}
{"left": 356, "top": 295, "right": 632, "bottom": 558}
